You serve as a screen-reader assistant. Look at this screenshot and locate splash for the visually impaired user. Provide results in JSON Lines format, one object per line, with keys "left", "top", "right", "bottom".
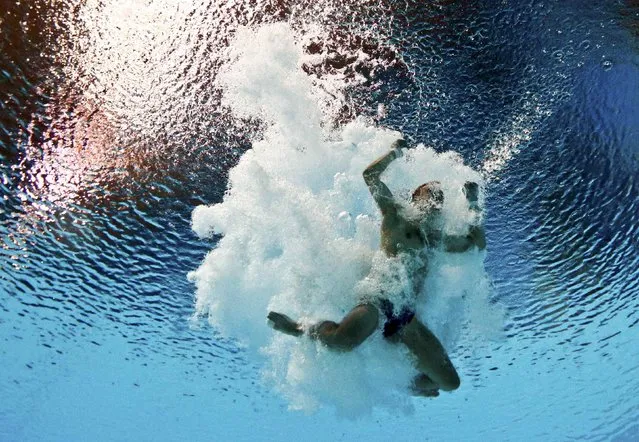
{"left": 189, "top": 23, "right": 503, "bottom": 415}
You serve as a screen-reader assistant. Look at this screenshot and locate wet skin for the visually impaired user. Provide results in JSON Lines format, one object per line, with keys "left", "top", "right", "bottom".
{"left": 268, "top": 139, "right": 485, "bottom": 395}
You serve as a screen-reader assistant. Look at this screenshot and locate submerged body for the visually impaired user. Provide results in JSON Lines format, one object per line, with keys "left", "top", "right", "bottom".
{"left": 268, "top": 139, "right": 485, "bottom": 395}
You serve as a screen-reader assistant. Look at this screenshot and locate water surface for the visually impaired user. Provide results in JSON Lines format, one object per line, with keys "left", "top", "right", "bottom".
{"left": 1, "top": 0, "right": 638, "bottom": 440}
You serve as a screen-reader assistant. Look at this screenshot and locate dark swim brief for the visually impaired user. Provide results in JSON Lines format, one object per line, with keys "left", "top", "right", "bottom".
{"left": 378, "top": 298, "right": 415, "bottom": 338}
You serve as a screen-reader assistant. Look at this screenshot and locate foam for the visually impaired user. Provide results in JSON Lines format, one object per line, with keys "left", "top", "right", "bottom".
{"left": 189, "top": 23, "right": 503, "bottom": 415}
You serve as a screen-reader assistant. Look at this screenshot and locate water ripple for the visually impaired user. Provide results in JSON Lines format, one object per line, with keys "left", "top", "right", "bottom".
{"left": 2, "top": 0, "right": 639, "bottom": 439}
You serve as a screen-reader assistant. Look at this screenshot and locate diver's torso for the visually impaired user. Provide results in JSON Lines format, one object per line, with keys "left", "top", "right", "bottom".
{"left": 379, "top": 214, "right": 432, "bottom": 297}
{"left": 381, "top": 214, "right": 425, "bottom": 256}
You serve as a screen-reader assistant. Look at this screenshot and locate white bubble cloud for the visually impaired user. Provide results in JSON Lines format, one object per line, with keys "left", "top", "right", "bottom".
{"left": 189, "top": 23, "right": 503, "bottom": 415}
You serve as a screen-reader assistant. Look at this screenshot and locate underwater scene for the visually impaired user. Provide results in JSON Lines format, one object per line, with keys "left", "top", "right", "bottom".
{"left": 1, "top": 0, "right": 638, "bottom": 440}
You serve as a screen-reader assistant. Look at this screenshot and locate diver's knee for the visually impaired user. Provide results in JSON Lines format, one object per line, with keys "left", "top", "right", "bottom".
{"left": 340, "top": 333, "right": 371, "bottom": 351}
{"left": 439, "top": 372, "right": 461, "bottom": 392}
{"left": 329, "top": 337, "right": 363, "bottom": 352}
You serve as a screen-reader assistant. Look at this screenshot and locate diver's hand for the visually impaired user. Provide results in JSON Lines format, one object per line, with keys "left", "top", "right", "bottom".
{"left": 391, "top": 138, "right": 408, "bottom": 150}
{"left": 390, "top": 139, "right": 408, "bottom": 158}
{"left": 267, "top": 311, "right": 304, "bottom": 337}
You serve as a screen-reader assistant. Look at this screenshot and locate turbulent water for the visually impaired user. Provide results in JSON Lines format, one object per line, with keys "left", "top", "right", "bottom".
{"left": 188, "top": 23, "right": 503, "bottom": 414}
{"left": 1, "top": 0, "right": 638, "bottom": 440}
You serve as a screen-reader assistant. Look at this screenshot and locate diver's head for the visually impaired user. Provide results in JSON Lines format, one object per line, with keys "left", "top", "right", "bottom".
{"left": 412, "top": 181, "right": 443, "bottom": 213}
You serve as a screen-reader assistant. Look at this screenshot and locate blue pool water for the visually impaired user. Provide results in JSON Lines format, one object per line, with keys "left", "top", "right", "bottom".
{"left": 1, "top": 0, "right": 638, "bottom": 440}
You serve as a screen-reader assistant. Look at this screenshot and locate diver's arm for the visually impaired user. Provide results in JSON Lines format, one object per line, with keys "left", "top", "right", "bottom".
{"left": 469, "top": 225, "right": 486, "bottom": 250}
{"left": 442, "top": 230, "right": 483, "bottom": 252}
{"left": 442, "top": 234, "right": 473, "bottom": 253}
{"left": 442, "top": 226, "right": 486, "bottom": 253}
{"left": 443, "top": 181, "right": 486, "bottom": 252}
{"left": 362, "top": 139, "right": 406, "bottom": 215}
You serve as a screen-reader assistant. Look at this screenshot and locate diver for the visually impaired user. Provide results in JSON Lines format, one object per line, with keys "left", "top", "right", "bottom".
{"left": 267, "top": 139, "right": 486, "bottom": 397}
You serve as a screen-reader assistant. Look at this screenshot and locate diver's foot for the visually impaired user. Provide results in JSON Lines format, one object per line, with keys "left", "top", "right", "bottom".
{"left": 411, "top": 387, "right": 440, "bottom": 398}
{"left": 411, "top": 374, "right": 440, "bottom": 397}
{"left": 267, "top": 311, "right": 303, "bottom": 337}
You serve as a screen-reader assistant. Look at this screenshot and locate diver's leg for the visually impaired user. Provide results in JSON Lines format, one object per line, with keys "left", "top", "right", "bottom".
{"left": 268, "top": 311, "right": 303, "bottom": 336}
{"left": 308, "top": 303, "right": 379, "bottom": 351}
{"left": 400, "top": 317, "right": 460, "bottom": 392}
{"left": 268, "top": 303, "right": 379, "bottom": 351}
